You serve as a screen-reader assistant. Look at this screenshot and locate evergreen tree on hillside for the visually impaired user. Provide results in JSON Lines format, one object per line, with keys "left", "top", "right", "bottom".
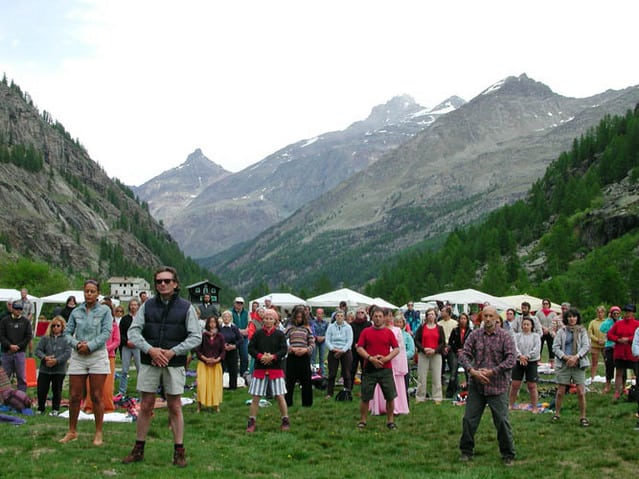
{"left": 366, "top": 104, "right": 639, "bottom": 308}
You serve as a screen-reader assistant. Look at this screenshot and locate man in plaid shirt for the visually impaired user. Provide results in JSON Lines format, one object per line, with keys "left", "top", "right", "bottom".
{"left": 458, "top": 306, "right": 516, "bottom": 466}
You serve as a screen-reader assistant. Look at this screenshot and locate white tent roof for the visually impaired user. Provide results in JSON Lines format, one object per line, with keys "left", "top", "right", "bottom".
{"left": 422, "top": 288, "right": 512, "bottom": 310}
{"left": 38, "top": 290, "right": 117, "bottom": 309}
{"left": 0, "top": 289, "right": 38, "bottom": 303}
{"left": 372, "top": 297, "right": 399, "bottom": 309}
{"left": 499, "top": 294, "right": 562, "bottom": 313}
{"left": 250, "top": 293, "right": 307, "bottom": 308}
{"left": 306, "top": 288, "right": 376, "bottom": 308}
{"left": 39, "top": 290, "right": 87, "bottom": 304}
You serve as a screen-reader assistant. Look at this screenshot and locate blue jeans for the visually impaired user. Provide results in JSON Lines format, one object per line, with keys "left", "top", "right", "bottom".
{"left": 118, "top": 346, "right": 141, "bottom": 395}
{"left": 313, "top": 340, "right": 327, "bottom": 377}
{"left": 460, "top": 382, "right": 515, "bottom": 460}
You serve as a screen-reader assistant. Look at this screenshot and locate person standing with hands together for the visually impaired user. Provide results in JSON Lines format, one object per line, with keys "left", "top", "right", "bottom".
{"left": 459, "top": 306, "right": 516, "bottom": 466}
{"left": 356, "top": 306, "right": 400, "bottom": 430}
{"left": 60, "top": 279, "right": 112, "bottom": 446}
{"left": 122, "top": 267, "right": 201, "bottom": 468}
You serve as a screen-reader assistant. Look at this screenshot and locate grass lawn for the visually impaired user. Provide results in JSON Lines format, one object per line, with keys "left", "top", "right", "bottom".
{"left": 0, "top": 362, "right": 637, "bottom": 478}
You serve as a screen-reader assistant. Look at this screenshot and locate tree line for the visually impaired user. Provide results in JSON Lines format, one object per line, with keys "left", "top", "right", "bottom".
{"left": 363, "top": 104, "right": 639, "bottom": 313}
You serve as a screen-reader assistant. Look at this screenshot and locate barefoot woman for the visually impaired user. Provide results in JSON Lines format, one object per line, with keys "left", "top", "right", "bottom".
{"left": 59, "top": 279, "right": 113, "bottom": 446}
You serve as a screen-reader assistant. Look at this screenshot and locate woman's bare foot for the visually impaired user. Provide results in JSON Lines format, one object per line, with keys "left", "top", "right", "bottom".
{"left": 93, "top": 432, "right": 103, "bottom": 446}
{"left": 58, "top": 432, "right": 78, "bottom": 444}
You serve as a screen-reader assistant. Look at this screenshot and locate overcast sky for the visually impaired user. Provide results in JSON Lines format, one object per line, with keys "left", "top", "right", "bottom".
{"left": 1, "top": 0, "right": 638, "bottom": 186}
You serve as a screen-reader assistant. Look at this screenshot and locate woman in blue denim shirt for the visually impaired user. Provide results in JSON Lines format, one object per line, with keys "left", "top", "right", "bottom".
{"left": 59, "top": 279, "right": 113, "bottom": 446}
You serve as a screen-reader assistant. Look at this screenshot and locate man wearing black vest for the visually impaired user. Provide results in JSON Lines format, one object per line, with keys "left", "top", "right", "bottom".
{"left": 123, "top": 266, "right": 201, "bottom": 468}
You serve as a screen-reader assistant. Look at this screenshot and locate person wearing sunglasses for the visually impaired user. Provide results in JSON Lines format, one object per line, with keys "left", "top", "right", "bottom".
{"left": 34, "top": 316, "right": 71, "bottom": 416}
{"left": 123, "top": 266, "right": 201, "bottom": 468}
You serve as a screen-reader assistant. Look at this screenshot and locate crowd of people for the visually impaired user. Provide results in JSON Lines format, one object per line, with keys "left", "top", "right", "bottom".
{"left": 3, "top": 277, "right": 639, "bottom": 468}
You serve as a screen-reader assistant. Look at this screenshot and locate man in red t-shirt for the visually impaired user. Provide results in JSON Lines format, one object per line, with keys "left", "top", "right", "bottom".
{"left": 356, "top": 306, "right": 400, "bottom": 430}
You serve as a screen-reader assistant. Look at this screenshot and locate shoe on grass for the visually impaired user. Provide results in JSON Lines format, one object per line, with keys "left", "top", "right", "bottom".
{"left": 122, "top": 445, "right": 144, "bottom": 464}
{"left": 173, "top": 446, "right": 187, "bottom": 467}
{"left": 281, "top": 416, "right": 290, "bottom": 431}
{"left": 246, "top": 417, "right": 256, "bottom": 433}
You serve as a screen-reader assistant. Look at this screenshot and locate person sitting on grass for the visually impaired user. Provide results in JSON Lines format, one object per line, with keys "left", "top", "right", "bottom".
{"left": 355, "top": 306, "right": 400, "bottom": 430}
{"left": 551, "top": 307, "right": 591, "bottom": 427}
{"left": 509, "top": 317, "right": 541, "bottom": 413}
{"left": 246, "top": 308, "right": 290, "bottom": 433}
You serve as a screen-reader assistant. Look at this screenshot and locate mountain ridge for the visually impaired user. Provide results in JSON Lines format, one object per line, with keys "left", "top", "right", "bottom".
{"left": 0, "top": 78, "right": 210, "bottom": 289}
{"left": 203, "top": 74, "right": 639, "bottom": 292}
{"left": 137, "top": 93, "right": 465, "bottom": 257}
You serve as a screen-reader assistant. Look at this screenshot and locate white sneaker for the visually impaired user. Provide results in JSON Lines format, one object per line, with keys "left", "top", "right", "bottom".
{"left": 585, "top": 378, "right": 592, "bottom": 386}
{"left": 49, "top": 410, "right": 59, "bottom": 417}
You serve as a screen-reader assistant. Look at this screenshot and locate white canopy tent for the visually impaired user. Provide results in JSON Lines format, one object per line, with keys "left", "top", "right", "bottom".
{"left": 499, "top": 294, "right": 562, "bottom": 313}
{"left": 0, "top": 288, "right": 37, "bottom": 303}
{"left": 250, "top": 293, "right": 307, "bottom": 308}
{"left": 35, "top": 290, "right": 114, "bottom": 335}
{"left": 38, "top": 290, "right": 87, "bottom": 306}
{"left": 372, "top": 297, "right": 399, "bottom": 309}
{"left": 306, "top": 288, "right": 377, "bottom": 308}
{"left": 0, "top": 288, "right": 40, "bottom": 322}
{"left": 421, "top": 288, "right": 512, "bottom": 311}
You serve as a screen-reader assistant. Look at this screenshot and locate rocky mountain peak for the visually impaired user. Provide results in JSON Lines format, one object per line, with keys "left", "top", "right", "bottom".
{"left": 480, "top": 73, "right": 555, "bottom": 99}
{"left": 367, "top": 94, "right": 421, "bottom": 122}
{"left": 430, "top": 95, "right": 466, "bottom": 113}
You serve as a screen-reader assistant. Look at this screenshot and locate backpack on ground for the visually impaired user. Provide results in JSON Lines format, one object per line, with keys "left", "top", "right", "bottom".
{"left": 335, "top": 389, "right": 352, "bottom": 401}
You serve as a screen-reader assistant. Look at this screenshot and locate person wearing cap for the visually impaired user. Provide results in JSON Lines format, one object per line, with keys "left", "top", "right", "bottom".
{"left": 232, "top": 297, "right": 249, "bottom": 377}
{"left": 0, "top": 301, "right": 33, "bottom": 392}
{"left": 606, "top": 304, "right": 639, "bottom": 400}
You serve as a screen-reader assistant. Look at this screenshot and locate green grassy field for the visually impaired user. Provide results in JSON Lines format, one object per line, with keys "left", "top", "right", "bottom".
{"left": 0, "top": 363, "right": 636, "bottom": 478}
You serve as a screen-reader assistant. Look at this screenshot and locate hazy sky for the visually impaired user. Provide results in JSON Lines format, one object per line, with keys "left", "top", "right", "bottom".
{"left": 1, "top": 0, "right": 638, "bottom": 185}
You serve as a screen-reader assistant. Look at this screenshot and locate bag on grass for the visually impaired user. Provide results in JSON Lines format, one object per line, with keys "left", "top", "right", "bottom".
{"left": 335, "top": 389, "right": 352, "bottom": 401}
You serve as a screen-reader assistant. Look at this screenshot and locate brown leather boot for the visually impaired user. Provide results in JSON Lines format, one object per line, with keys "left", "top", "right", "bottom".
{"left": 122, "top": 445, "right": 144, "bottom": 464}
{"left": 173, "top": 446, "right": 187, "bottom": 467}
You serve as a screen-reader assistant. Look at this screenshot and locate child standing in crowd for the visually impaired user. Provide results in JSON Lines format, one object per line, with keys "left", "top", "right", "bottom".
{"left": 195, "top": 316, "right": 226, "bottom": 412}
{"left": 246, "top": 308, "right": 290, "bottom": 432}
{"left": 509, "top": 317, "right": 541, "bottom": 412}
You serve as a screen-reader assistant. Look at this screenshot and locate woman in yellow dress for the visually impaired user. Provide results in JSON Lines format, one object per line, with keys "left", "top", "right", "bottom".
{"left": 195, "top": 316, "right": 225, "bottom": 412}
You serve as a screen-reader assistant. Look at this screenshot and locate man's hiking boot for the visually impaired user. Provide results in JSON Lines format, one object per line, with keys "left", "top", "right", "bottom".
{"left": 173, "top": 446, "right": 187, "bottom": 467}
{"left": 122, "top": 445, "right": 144, "bottom": 464}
